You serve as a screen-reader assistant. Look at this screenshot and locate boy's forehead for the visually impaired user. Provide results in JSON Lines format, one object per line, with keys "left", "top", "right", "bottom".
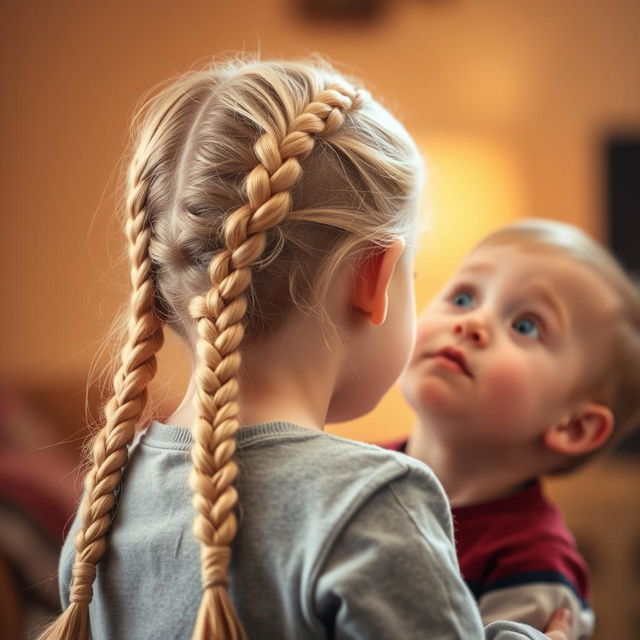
{"left": 452, "top": 243, "right": 548, "bottom": 282}
{"left": 458, "top": 242, "right": 583, "bottom": 281}
{"left": 452, "top": 243, "right": 621, "bottom": 319}
{"left": 459, "top": 241, "right": 560, "bottom": 270}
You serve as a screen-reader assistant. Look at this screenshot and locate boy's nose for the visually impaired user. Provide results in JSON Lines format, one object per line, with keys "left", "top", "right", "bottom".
{"left": 452, "top": 317, "right": 489, "bottom": 347}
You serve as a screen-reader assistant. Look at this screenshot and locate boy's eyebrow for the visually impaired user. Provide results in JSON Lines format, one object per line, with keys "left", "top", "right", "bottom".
{"left": 455, "top": 263, "right": 567, "bottom": 327}
{"left": 527, "top": 282, "right": 567, "bottom": 328}
{"left": 456, "top": 261, "right": 496, "bottom": 276}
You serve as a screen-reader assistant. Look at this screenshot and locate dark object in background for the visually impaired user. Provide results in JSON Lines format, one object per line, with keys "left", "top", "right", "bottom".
{"left": 607, "top": 135, "right": 640, "bottom": 273}
{"left": 606, "top": 134, "right": 640, "bottom": 457}
{"left": 296, "top": 0, "right": 386, "bottom": 21}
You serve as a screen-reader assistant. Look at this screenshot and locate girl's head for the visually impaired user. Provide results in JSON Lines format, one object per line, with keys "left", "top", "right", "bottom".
{"left": 143, "top": 57, "right": 422, "bottom": 344}
{"left": 41, "top": 57, "right": 422, "bottom": 640}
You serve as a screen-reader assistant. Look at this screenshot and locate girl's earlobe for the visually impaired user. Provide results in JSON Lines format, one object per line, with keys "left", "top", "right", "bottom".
{"left": 353, "top": 239, "right": 405, "bottom": 326}
{"left": 543, "top": 403, "right": 615, "bottom": 457}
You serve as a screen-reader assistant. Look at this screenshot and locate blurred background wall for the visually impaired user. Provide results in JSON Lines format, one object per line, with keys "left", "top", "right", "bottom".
{"left": 1, "top": 1, "right": 638, "bottom": 638}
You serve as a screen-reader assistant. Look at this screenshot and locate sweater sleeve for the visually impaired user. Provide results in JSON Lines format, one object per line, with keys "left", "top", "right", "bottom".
{"left": 478, "top": 581, "right": 594, "bottom": 640}
{"left": 58, "top": 507, "right": 81, "bottom": 610}
{"left": 313, "top": 466, "right": 555, "bottom": 640}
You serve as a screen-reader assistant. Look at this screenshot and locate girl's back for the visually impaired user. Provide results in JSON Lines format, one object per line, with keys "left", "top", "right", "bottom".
{"left": 60, "top": 422, "right": 478, "bottom": 638}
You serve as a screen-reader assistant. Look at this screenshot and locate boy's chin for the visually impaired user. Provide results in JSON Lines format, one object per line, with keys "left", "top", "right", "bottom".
{"left": 406, "top": 382, "right": 469, "bottom": 422}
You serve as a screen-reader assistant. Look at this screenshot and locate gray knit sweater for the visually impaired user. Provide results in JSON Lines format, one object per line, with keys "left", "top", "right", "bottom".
{"left": 60, "top": 421, "right": 552, "bottom": 639}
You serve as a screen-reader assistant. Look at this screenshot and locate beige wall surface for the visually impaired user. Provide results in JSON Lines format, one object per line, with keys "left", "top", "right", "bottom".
{"left": 2, "top": 0, "right": 639, "bottom": 441}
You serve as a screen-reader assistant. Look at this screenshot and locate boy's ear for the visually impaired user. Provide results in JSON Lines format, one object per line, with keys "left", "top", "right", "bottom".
{"left": 543, "top": 402, "right": 615, "bottom": 457}
{"left": 353, "top": 239, "right": 405, "bottom": 326}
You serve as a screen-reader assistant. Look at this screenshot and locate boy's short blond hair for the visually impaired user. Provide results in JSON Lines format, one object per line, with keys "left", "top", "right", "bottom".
{"left": 476, "top": 219, "right": 640, "bottom": 467}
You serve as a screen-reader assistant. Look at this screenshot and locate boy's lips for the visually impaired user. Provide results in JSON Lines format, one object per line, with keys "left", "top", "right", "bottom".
{"left": 426, "top": 347, "right": 473, "bottom": 378}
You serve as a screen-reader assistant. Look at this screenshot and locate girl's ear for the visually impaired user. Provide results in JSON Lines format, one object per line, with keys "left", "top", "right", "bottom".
{"left": 353, "top": 239, "right": 405, "bottom": 326}
{"left": 543, "top": 403, "right": 615, "bottom": 457}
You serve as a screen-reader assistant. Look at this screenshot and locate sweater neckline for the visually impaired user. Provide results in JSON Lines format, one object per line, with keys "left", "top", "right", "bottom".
{"left": 141, "top": 420, "right": 320, "bottom": 451}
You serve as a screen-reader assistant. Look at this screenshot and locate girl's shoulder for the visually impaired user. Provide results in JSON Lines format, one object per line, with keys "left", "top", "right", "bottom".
{"left": 322, "top": 431, "right": 443, "bottom": 488}
{"left": 237, "top": 422, "right": 444, "bottom": 495}
{"left": 254, "top": 427, "right": 453, "bottom": 535}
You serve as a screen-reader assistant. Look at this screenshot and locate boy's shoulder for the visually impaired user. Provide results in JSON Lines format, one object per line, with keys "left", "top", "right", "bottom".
{"left": 454, "top": 479, "right": 590, "bottom": 600}
{"left": 453, "top": 479, "right": 571, "bottom": 541}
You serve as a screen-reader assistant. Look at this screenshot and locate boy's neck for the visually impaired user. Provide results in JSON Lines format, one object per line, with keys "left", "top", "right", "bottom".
{"left": 406, "top": 418, "right": 540, "bottom": 507}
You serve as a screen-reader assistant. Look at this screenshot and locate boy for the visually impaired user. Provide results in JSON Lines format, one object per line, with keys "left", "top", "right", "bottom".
{"left": 392, "top": 219, "right": 640, "bottom": 640}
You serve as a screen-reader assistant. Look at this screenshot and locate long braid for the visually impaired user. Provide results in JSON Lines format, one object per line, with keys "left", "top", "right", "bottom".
{"left": 37, "top": 150, "right": 164, "bottom": 640}
{"left": 187, "top": 84, "right": 361, "bottom": 640}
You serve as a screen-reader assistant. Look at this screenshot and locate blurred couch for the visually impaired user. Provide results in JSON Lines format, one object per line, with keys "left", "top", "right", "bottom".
{"left": 0, "top": 384, "right": 80, "bottom": 639}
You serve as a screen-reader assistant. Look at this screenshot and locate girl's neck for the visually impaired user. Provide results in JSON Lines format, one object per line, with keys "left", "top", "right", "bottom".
{"left": 406, "top": 418, "right": 539, "bottom": 507}
{"left": 166, "top": 315, "right": 342, "bottom": 433}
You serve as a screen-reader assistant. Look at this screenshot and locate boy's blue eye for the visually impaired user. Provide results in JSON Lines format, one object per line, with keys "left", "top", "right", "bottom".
{"left": 452, "top": 292, "right": 474, "bottom": 308}
{"left": 513, "top": 317, "right": 540, "bottom": 339}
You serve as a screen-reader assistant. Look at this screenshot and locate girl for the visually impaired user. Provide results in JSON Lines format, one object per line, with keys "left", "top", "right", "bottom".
{"left": 40, "top": 58, "right": 569, "bottom": 640}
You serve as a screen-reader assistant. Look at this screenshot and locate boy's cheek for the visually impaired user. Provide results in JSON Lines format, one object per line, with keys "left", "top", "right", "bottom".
{"left": 413, "top": 323, "right": 429, "bottom": 345}
{"left": 398, "top": 365, "right": 426, "bottom": 410}
{"left": 399, "top": 364, "right": 459, "bottom": 417}
{"left": 477, "top": 364, "right": 537, "bottom": 423}
{"left": 413, "top": 316, "right": 442, "bottom": 351}
{"left": 398, "top": 365, "right": 415, "bottom": 398}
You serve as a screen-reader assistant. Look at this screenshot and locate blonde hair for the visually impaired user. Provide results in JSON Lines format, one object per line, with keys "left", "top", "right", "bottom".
{"left": 39, "top": 57, "right": 422, "bottom": 640}
{"left": 477, "top": 218, "right": 640, "bottom": 462}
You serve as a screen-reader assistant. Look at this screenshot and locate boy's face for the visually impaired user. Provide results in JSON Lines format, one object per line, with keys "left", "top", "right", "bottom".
{"left": 400, "top": 242, "right": 619, "bottom": 451}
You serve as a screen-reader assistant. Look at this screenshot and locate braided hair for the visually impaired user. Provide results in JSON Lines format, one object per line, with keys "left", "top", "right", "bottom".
{"left": 39, "top": 57, "right": 422, "bottom": 640}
